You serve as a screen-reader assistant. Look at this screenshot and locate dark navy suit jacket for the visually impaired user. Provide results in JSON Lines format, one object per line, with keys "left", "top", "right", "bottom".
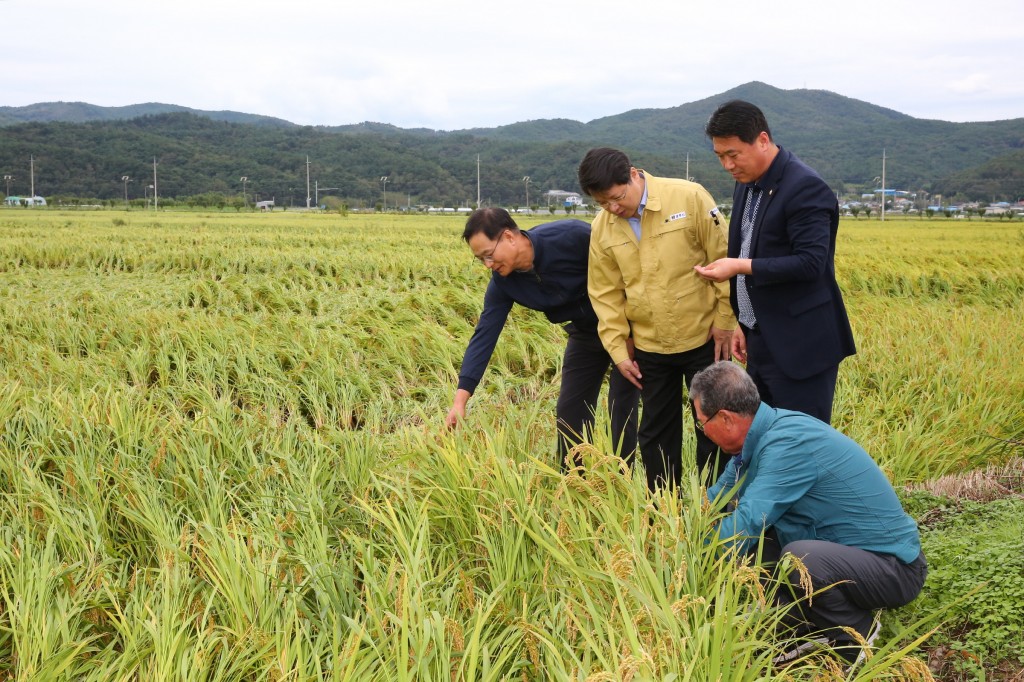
{"left": 729, "top": 147, "right": 856, "bottom": 380}
{"left": 457, "top": 219, "right": 597, "bottom": 394}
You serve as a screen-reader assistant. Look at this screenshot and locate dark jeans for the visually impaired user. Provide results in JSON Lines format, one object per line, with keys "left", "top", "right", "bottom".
{"left": 633, "top": 340, "right": 724, "bottom": 490}
{"left": 744, "top": 324, "right": 839, "bottom": 423}
{"left": 762, "top": 533, "right": 928, "bottom": 652}
{"left": 556, "top": 327, "right": 639, "bottom": 468}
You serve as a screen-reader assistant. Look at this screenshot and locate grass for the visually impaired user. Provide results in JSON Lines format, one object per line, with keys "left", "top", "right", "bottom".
{"left": 0, "top": 210, "right": 1021, "bottom": 680}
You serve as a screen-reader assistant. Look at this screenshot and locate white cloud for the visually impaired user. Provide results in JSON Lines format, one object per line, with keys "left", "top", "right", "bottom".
{"left": 1, "top": 0, "right": 1021, "bottom": 127}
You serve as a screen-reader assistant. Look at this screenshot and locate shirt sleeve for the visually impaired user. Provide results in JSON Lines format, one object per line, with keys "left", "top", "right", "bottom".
{"left": 694, "top": 187, "right": 737, "bottom": 329}
{"left": 456, "top": 280, "right": 514, "bottom": 394}
{"left": 749, "top": 175, "right": 834, "bottom": 285}
{"left": 707, "top": 455, "right": 739, "bottom": 503}
{"left": 587, "top": 223, "right": 632, "bottom": 365}
{"left": 714, "top": 433, "right": 818, "bottom": 554}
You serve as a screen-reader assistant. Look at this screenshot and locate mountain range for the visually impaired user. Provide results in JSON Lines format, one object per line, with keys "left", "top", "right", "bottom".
{"left": 1, "top": 82, "right": 1021, "bottom": 205}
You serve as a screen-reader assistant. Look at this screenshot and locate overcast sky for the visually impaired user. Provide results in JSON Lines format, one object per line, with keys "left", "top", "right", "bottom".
{"left": 2, "top": 0, "right": 1021, "bottom": 130}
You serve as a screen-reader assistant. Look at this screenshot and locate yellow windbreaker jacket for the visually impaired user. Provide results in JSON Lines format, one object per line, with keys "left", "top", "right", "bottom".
{"left": 588, "top": 173, "right": 736, "bottom": 365}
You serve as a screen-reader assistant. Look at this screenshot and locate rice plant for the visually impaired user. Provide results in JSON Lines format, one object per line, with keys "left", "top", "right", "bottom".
{"left": 1, "top": 211, "right": 1020, "bottom": 679}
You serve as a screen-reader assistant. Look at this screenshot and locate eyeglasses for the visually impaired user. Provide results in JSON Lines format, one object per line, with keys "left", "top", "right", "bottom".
{"left": 475, "top": 230, "right": 507, "bottom": 264}
{"left": 595, "top": 186, "right": 629, "bottom": 210}
{"left": 695, "top": 410, "right": 722, "bottom": 432}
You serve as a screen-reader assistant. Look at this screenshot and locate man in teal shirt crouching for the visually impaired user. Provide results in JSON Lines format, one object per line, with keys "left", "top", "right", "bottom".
{"left": 690, "top": 361, "right": 927, "bottom": 665}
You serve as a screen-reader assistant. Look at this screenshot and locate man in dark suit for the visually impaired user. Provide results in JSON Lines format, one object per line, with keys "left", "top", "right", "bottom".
{"left": 694, "top": 100, "right": 855, "bottom": 423}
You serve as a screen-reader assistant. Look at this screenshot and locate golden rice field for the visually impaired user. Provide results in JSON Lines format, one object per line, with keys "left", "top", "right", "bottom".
{"left": 0, "top": 209, "right": 1021, "bottom": 680}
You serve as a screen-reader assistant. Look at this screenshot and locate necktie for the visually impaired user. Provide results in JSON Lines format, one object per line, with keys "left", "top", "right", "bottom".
{"left": 737, "top": 185, "right": 762, "bottom": 328}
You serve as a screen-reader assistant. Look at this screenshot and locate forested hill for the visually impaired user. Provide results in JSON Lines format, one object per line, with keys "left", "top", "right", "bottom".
{"left": 1, "top": 82, "right": 1021, "bottom": 205}
{"left": 0, "top": 101, "right": 293, "bottom": 128}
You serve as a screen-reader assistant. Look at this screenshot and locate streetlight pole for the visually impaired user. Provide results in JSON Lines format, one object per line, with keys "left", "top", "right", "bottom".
{"left": 240, "top": 176, "right": 249, "bottom": 208}
{"left": 3, "top": 175, "right": 12, "bottom": 198}
{"left": 315, "top": 182, "right": 339, "bottom": 207}
{"left": 522, "top": 176, "right": 531, "bottom": 211}
{"left": 121, "top": 175, "right": 131, "bottom": 208}
{"left": 880, "top": 149, "right": 887, "bottom": 223}
{"left": 306, "top": 156, "right": 311, "bottom": 209}
{"left": 872, "top": 176, "right": 881, "bottom": 219}
{"left": 380, "top": 176, "right": 389, "bottom": 212}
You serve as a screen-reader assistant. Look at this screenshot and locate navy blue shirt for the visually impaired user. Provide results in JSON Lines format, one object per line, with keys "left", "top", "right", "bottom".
{"left": 457, "top": 219, "right": 599, "bottom": 394}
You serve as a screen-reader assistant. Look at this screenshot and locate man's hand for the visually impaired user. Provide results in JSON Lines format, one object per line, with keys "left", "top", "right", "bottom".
{"left": 707, "top": 326, "right": 734, "bottom": 361}
{"left": 445, "top": 389, "right": 472, "bottom": 429}
{"left": 616, "top": 359, "right": 643, "bottom": 390}
{"left": 731, "top": 325, "right": 747, "bottom": 363}
{"left": 694, "top": 258, "right": 750, "bottom": 283}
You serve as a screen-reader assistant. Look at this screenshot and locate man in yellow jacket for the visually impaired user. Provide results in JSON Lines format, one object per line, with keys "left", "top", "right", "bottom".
{"left": 578, "top": 147, "right": 736, "bottom": 491}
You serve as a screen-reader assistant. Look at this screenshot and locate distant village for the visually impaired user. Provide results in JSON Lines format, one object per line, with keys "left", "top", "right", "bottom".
{"left": 3, "top": 174, "right": 1023, "bottom": 219}
{"left": 840, "top": 189, "right": 1024, "bottom": 219}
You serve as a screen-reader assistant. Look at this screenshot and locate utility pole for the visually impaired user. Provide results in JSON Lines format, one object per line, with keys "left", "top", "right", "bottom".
{"left": 30, "top": 156, "right": 35, "bottom": 199}
{"left": 380, "top": 176, "right": 389, "bottom": 211}
{"left": 152, "top": 157, "right": 158, "bottom": 211}
{"left": 522, "top": 176, "right": 531, "bottom": 211}
{"left": 121, "top": 175, "right": 131, "bottom": 208}
{"left": 240, "top": 176, "right": 249, "bottom": 208}
{"left": 880, "top": 149, "right": 887, "bottom": 223}
{"left": 305, "top": 156, "right": 311, "bottom": 209}
{"left": 476, "top": 155, "right": 481, "bottom": 208}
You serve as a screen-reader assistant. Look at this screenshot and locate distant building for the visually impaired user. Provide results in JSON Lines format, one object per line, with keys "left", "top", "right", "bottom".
{"left": 4, "top": 195, "right": 46, "bottom": 207}
{"left": 255, "top": 200, "right": 275, "bottom": 212}
{"left": 543, "top": 190, "right": 585, "bottom": 207}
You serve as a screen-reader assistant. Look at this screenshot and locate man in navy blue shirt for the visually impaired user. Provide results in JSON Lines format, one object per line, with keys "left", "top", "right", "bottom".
{"left": 447, "top": 207, "right": 639, "bottom": 466}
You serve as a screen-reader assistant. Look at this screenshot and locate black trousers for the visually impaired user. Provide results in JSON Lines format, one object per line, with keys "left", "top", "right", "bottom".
{"left": 762, "top": 533, "right": 928, "bottom": 655}
{"left": 633, "top": 340, "right": 724, "bottom": 490}
{"left": 556, "top": 327, "right": 639, "bottom": 468}
{"left": 744, "top": 324, "right": 839, "bottom": 424}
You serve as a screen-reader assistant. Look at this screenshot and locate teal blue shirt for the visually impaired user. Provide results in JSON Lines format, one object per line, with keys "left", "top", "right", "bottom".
{"left": 708, "top": 403, "right": 922, "bottom": 563}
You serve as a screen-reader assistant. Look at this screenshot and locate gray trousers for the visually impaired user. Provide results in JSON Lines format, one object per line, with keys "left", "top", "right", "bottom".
{"left": 762, "top": 533, "right": 928, "bottom": 649}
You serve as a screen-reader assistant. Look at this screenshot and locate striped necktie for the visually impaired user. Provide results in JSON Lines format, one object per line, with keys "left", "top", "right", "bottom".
{"left": 737, "top": 185, "right": 762, "bottom": 328}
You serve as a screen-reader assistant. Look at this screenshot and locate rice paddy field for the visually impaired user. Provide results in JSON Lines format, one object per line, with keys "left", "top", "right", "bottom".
{"left": 0, "top": 209, "right": 1022, "bottom": 681}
